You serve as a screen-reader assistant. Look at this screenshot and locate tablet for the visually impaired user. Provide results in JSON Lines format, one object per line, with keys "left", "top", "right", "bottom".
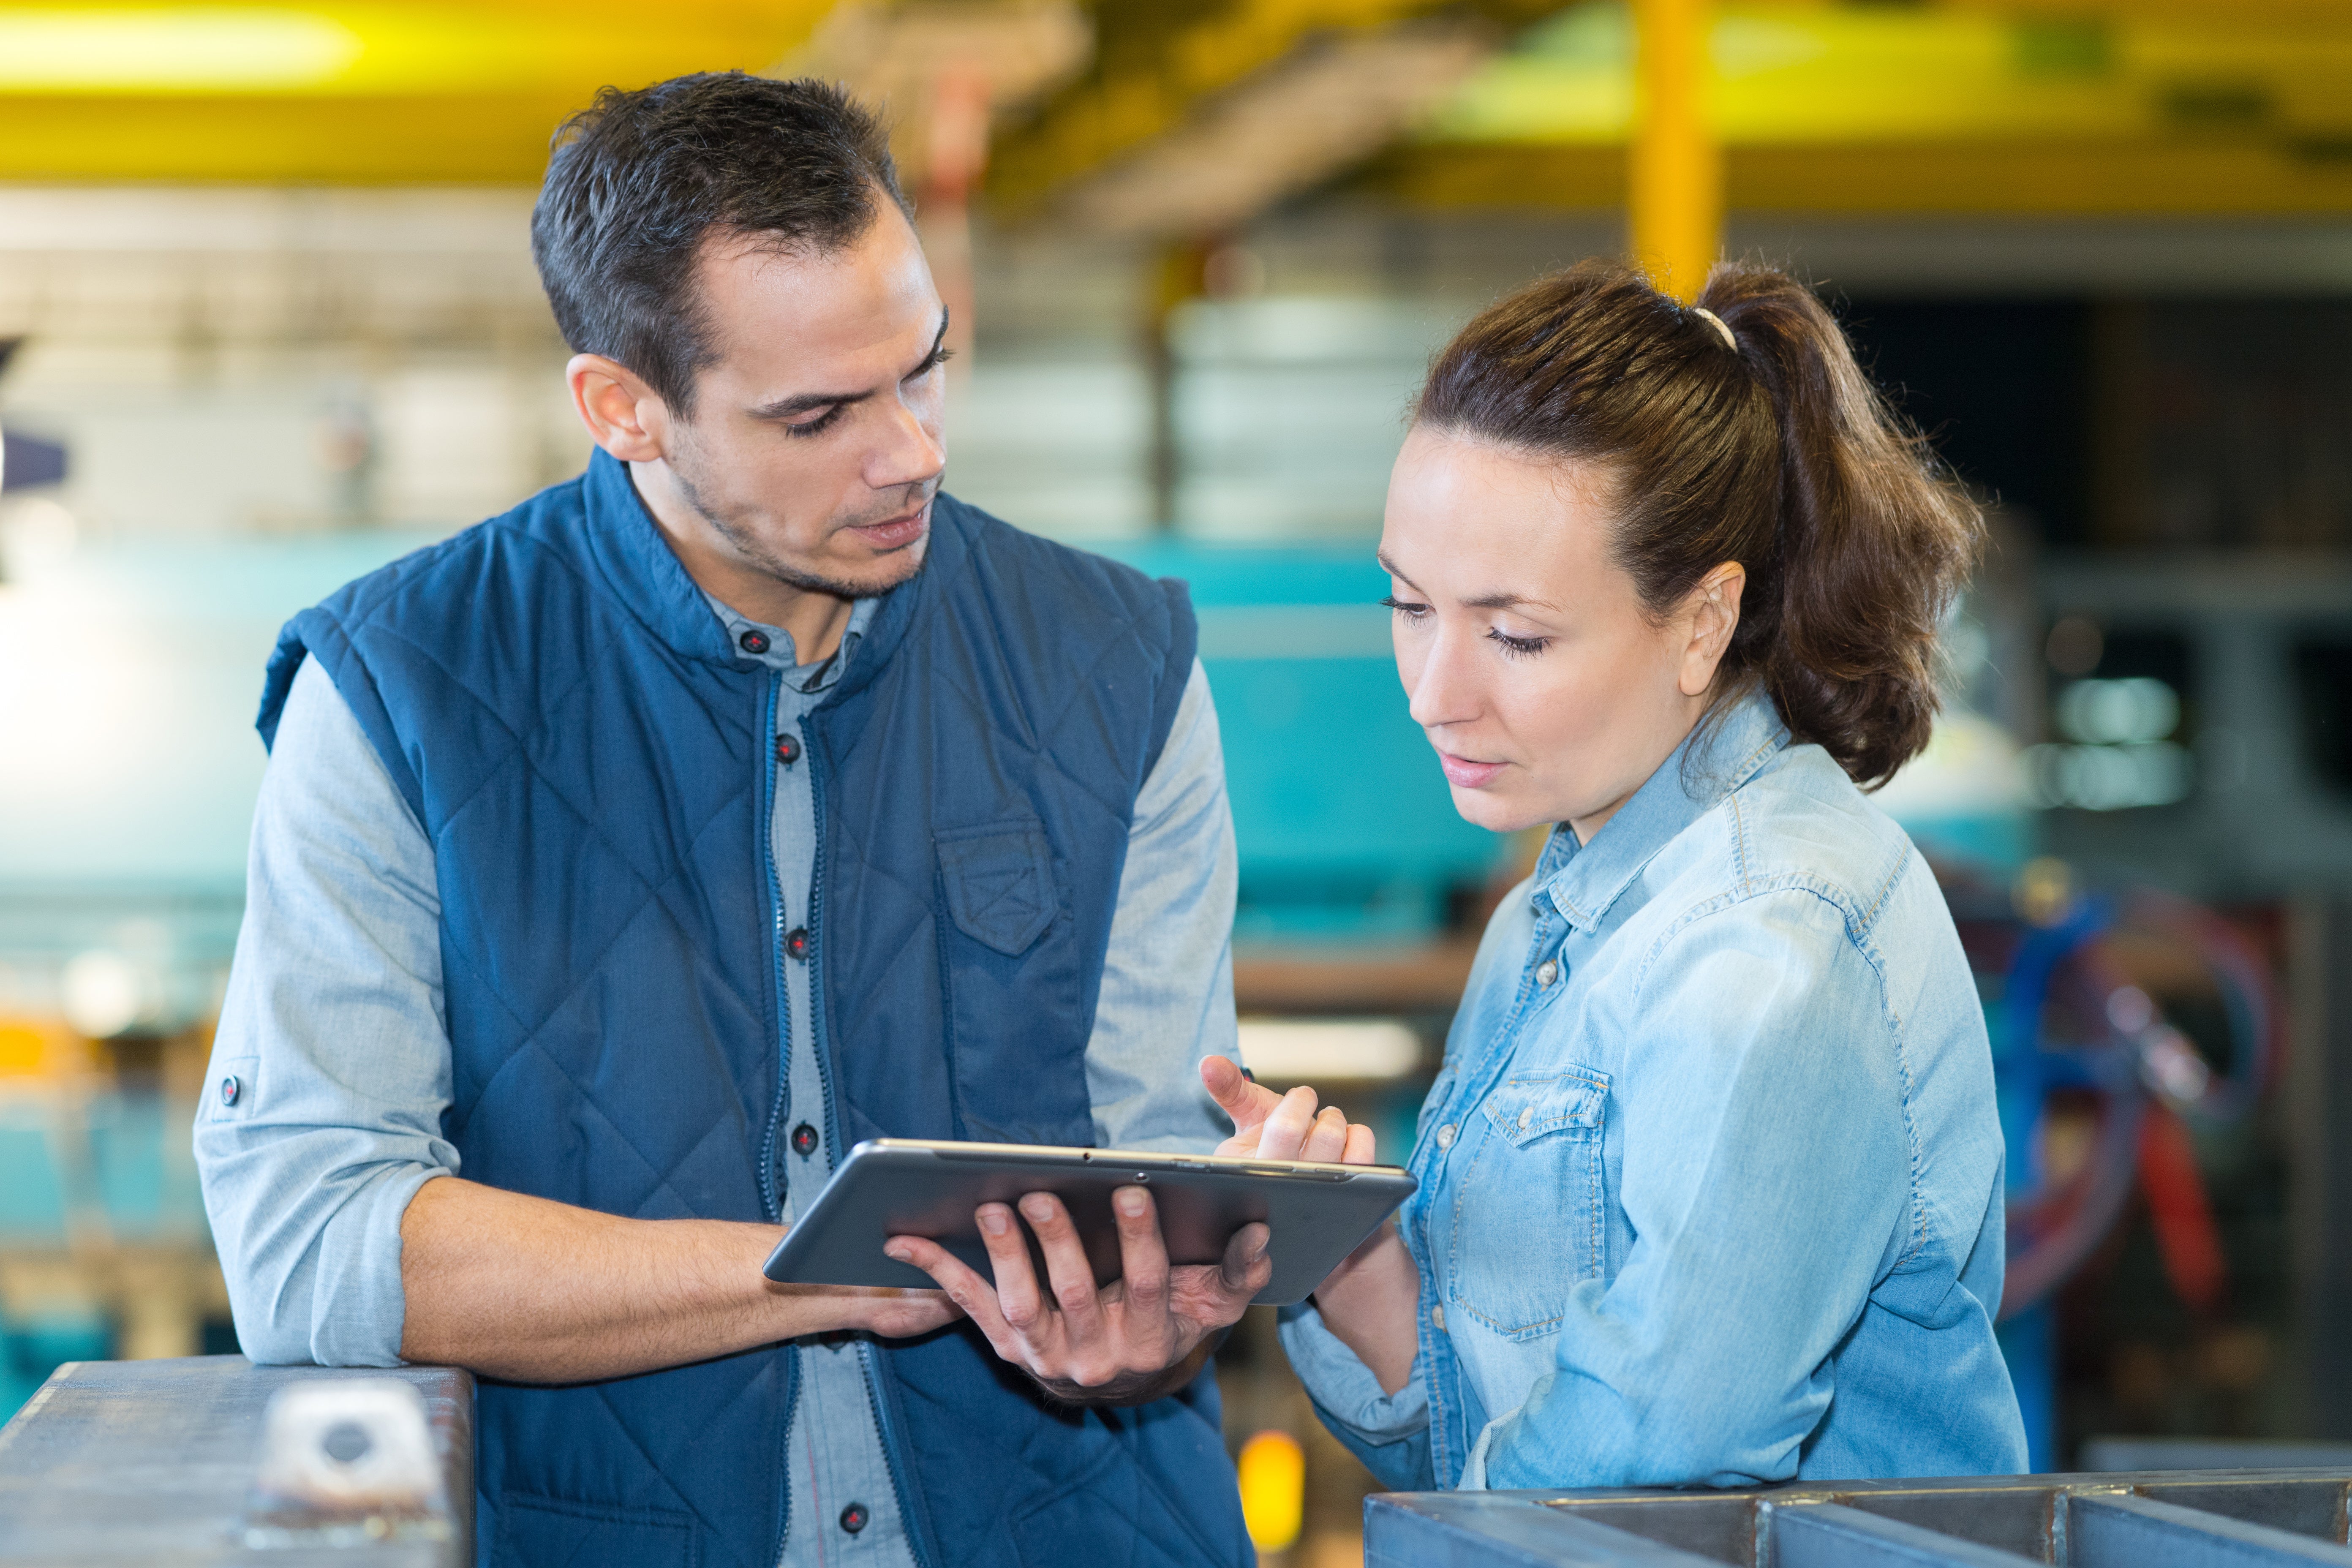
{"left": 761, "top": 1139, "right": 1417, "bottom": 1307}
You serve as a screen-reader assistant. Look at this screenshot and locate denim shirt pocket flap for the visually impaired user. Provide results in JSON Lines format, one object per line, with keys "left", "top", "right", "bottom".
{"left": 936, "top": 817, "right": 1057, "bottom": 957}
{"left": 1481, "top": 1071, "right": 1607, "bottom": 1148}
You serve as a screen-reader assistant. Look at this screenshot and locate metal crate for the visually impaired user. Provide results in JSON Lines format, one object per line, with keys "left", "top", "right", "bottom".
{"left": 1367, "top": 1470, "right": 2352, "bottom": 1567}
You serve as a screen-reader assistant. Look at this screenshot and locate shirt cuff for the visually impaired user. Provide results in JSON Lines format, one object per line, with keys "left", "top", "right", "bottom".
{"left": 307, "top": 1163, "right": 447, "bottom": 1367}
{"left": 1277, "top": 1301, "right": 1429, "bottom": 1446}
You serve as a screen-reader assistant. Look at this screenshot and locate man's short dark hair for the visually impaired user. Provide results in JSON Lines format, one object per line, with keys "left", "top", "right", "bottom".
{"left": 533, "top": 73, "right": 913, "bottom": 416}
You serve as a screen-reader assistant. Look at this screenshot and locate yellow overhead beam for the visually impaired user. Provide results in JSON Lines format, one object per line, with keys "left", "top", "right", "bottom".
{"left": 1629, "top": 0, "right": 1717, "bottom": 301}
{"left": 0, "top": 0, "right": 835, "bottom": 181}
{"left": 1371, "top": 139, "right": 2352, "bottom": 216}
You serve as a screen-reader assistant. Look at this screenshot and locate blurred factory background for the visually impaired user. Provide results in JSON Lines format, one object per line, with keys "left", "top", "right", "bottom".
{"left": 5, "top": 0, "right": 2352, "bottom": 1563}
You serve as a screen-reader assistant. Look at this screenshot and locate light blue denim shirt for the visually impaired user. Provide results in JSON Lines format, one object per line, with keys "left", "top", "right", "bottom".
{"left": 196, "top": 599, "right": 1241, "bottom": 1568}
{"left": 1281, "top": 691, "right": 2026, "bottom": 1492}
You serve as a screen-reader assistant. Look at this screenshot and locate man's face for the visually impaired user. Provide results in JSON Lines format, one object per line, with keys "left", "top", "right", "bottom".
{"left": 653, "top": 203, "right": 949, "bottom": 599}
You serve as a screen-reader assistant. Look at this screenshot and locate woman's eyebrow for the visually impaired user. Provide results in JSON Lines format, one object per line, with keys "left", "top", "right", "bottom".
{"left": 1461, "top": 590, "right": 1559, "bottom": 612}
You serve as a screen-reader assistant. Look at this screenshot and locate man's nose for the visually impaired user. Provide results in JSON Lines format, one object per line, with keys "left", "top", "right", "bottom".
{"left": 870, "top": 396, "right": 945, "bottom": 493}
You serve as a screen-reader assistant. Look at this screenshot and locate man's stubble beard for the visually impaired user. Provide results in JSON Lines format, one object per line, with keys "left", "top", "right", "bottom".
{"left": 668, "top": 440, "right": 934, "bottom": 603}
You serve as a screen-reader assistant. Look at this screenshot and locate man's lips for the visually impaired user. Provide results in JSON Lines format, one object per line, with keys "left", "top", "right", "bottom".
{"left": 847, "top": 502, "right": 930, "bottom": 550}
{"left": 1438, "top": 751, "right": 1506, "bottom": 789}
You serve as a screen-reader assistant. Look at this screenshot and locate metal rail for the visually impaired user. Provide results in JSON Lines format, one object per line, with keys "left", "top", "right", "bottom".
{"left": 1367, "top": 1470, "right": 2352, "bottom": 1568}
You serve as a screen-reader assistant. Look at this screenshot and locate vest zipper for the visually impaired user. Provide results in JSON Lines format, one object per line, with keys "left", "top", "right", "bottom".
{"left": 804, "top": 708, "right": 934, "bottom": 1568}
{"left": 755, "top": 670, "right": 797, "bottom": 1568}
{"left": 756, "top": 669, "right": 790, "bottom": 1225}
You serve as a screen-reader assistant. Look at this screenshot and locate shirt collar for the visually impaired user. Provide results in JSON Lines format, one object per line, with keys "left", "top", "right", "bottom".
{"left": 1532, "top": 686, "right": 1789, "bottom": 934}
{"left": 702, "top": 592, "right": 878, "bottom": 695}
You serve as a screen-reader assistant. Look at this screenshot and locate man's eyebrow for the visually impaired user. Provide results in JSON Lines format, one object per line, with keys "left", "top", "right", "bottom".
{"left": 747, "top": 309, "right": 952, "bottom": 421}
{"left": 749, "top": 385, "right": 872, "bottom": 421}
{"left": 911, "top": 308, "right": 950, "bottom": 373}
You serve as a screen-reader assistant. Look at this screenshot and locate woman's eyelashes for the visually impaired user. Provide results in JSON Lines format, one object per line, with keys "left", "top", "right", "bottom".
{"left": 1486, "top": 626, "right": 1552, "bottom": 658}
{"left": 1382, "top": 596, "right": 1552, "bottom": 657}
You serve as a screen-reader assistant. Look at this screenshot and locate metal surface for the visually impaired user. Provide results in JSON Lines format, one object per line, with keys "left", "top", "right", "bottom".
{"left": 1775, "top": 1503, "right": 2039, "bottom": 1568}
{"left": 0, "top": 1354, "right": 471, "bottom": 1566}
{"left": 2069, "top": 1494, "right": 2352, "bottom": 1568}
{"left": 1367, "top": 1470, "right": 2352, "bottom": 1568}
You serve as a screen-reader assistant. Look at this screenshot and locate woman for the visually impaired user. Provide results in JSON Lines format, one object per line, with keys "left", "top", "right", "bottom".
{"left": 1206, "top": 259, "right": 2028, "bottom": 1490}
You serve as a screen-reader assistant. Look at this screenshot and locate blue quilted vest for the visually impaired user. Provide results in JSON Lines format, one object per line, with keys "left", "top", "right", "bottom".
{"left": 258, "top": 450, "right": 1249, "bottom": 1568}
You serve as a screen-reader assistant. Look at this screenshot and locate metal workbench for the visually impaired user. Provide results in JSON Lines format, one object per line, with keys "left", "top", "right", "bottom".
{"left": 0, "top": 1355, "right": 472, "bottom": 1566}
{"left": 1369, "top": 1470, "right": 2352, "bottom": 1566}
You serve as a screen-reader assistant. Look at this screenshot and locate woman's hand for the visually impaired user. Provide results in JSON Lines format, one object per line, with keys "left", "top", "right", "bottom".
{"left": 1203, "top": 1056, "right": 1419, "bottom": 1394}
{"left": 882, "top": 1185, "right": 1269, "bottom": 1403}
{"left": 1202, "top": 1055, "right": 1378, "bottom": 1165}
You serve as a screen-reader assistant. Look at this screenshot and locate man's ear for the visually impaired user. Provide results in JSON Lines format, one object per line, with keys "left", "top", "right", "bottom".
{"left": 566, "top": 354, "right": 669, "bottom": 464}
{"left": 1677, "top": 562, "right": 1747, "bottom": 698}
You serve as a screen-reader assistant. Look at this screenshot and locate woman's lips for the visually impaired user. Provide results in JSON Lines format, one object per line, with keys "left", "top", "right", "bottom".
{"left": 849, "top": 506, "right": 929, "bottom": 551}
{"left": 1438, "top": 752, "right": 1506, "bottom": 789}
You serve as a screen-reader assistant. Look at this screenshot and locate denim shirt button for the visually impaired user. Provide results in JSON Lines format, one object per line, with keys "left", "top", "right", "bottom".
{"left": 1431, "top": 1303, "right": 1447, "bottom": 1332}
{"left": 1536, "top": 958, "right": 1560, "bottom": 986}
{"left": 1435, "top": 1123, "right": 1456, "bottom": 1149}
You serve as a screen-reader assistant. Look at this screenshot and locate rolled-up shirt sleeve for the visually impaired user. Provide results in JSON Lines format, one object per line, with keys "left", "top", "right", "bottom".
{"left": 195, "top": 654, "right": 456, "bottom": 1367}
{"left": 1084, "top": 659, "right": 1241, "bottom": 1153}
{"left": 1278, "top": 1302, "right": 1434, "bottom": 1490}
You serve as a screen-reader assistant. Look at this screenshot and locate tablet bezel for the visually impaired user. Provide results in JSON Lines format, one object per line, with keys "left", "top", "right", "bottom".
{"left": 760, "top": 1138, "right": 1417, "bottom": 1307}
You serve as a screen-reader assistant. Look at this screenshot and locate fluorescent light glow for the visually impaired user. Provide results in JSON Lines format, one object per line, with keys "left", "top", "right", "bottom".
{"left": 0, "top": 9, "right": 362, "bottom": 91}
{"left": 1236, "top": 1018, "right": 1421, "bottom": 1083}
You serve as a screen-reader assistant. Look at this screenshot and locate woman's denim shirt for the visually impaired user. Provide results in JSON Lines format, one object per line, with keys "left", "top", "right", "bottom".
{"left": 1281, "top": 693, "right": 2027, "bottom": 1491}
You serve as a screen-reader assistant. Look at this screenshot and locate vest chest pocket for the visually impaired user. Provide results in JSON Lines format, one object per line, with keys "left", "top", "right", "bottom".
{"left": 935, "top": 815, "right": 1087, "bottom": 1144}
{"left": 936, "top": 819, "right": 1056, "bottom": 956}
{"left": 1446, "top": 1068, "right": 1610, "bottom": 1341}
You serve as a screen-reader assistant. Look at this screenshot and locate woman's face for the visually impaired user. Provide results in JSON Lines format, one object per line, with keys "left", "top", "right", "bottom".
{"left": 1380, "top": 425, "right": 1742, "bottom": 842}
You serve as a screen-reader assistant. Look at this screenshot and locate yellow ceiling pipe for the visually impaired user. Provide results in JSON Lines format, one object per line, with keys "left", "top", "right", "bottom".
{"left": 1628, "top": 0, "right": 1718, "bottom": 302}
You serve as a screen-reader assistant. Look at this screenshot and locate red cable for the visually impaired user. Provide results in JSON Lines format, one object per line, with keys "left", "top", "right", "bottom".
{"left": 2136, "top": 1106, "right": 2227, "bottom": 1315}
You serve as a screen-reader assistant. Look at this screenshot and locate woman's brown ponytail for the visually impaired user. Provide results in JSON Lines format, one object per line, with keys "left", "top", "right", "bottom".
{"left": 1415, "top": 258, "right": 1982, "bottom": 788}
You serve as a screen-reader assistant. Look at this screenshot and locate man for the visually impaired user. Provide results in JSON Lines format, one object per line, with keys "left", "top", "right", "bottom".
{"left": 196, "top": 74, "right": 1262, "bottom": 1568}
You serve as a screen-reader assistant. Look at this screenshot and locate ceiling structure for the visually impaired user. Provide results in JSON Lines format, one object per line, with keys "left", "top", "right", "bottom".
{"left": 0, "top": 0, "right": 2347, "bottom": 223}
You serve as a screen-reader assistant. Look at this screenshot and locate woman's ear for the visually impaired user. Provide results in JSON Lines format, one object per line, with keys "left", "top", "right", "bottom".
{"left": 1677, "top": 563, "right": 1746, "bottom": 697}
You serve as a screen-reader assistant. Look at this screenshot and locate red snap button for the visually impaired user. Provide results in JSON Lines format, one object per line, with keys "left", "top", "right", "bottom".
{"left": 785, "top": 927, "right": 809, "bottom": 961}
{"left": 738, "top": 629, "right": 770, "bottom": 655}
{"left": 791, "top": 1122, "right": 818, "bottom": 1157}
{"left": 774, "top": 734, "right": 800, "bottom": 766}
{"left": 839, "top": 1503, "right": 868, "bottom": 1535}
{"left": 219, "top": 1075, "right": 241, "bottom": 1107}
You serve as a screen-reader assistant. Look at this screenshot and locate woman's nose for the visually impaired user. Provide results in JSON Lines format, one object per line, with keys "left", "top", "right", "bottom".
{"left": 1404, "top": 627, "right": 1482, "bottom": 731}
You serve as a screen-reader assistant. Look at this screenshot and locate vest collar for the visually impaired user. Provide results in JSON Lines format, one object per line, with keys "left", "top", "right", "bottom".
{"left": 579, "top": 447, "right": 747, "bottom": 667}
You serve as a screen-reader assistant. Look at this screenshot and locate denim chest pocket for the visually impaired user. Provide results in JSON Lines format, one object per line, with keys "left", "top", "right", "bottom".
{"left": 1446, "top": 1067, "right": 1610, "bottom": 1340}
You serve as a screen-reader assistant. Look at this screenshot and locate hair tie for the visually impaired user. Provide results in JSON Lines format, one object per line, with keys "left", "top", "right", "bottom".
{"left": 1690, "top": 307, "right": 1738, "bottom": 351}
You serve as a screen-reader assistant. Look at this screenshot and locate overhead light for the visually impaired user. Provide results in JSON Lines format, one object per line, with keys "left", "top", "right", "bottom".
{"left": 1236, "top": 1018, "right": 1421, "bottom": 1083}
{"left": 0, "top": 9, "right": 362, "bottom": 92}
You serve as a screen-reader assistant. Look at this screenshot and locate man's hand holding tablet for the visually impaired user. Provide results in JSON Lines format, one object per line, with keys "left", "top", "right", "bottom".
{"left": 874, "top": 1059, "right": 1383, "bottom": 1405}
